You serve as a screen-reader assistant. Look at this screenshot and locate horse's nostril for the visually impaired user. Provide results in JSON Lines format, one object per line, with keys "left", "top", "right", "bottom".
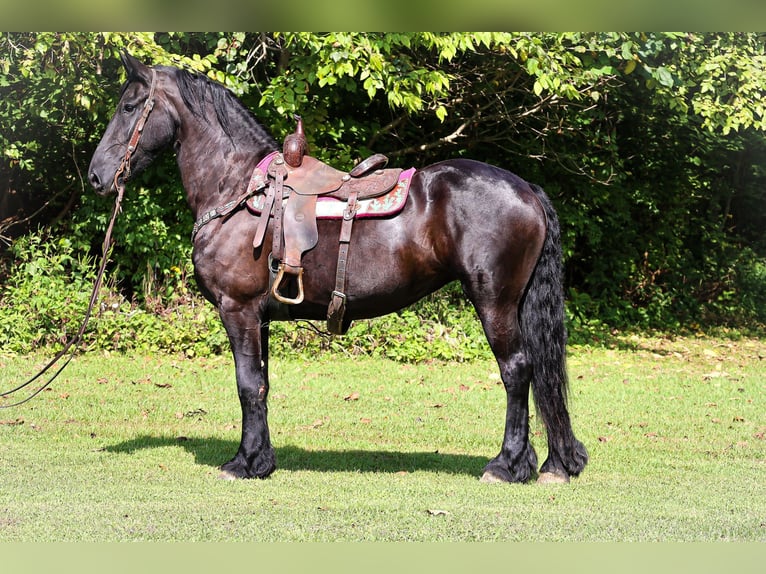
{"left": 89, "top": 171, "right": 102, "bottom": 190}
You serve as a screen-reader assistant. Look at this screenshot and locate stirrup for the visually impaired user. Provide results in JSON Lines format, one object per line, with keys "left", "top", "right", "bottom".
{"left": 271, "top": 263, "right": 305, "bottom": 305}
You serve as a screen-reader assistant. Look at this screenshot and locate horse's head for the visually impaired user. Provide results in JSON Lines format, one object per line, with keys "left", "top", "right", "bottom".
{"left": 88, "top": 52, "right": 177, "bottom": 195}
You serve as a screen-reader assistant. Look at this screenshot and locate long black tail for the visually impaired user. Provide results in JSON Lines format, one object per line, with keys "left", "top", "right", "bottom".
{"left": 521, "top": 185, "right": 588, "bottom": 477}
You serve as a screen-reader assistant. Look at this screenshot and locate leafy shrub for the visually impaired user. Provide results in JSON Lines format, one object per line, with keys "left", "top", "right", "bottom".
{"left": 0, "top": 231, "right": 494, "bottom": 361}
{"left": 0, "top": 229, "right": 228, "bottom": 357}
{"left": 267, "top": 283, "right": 492, "bottom": 363}
{"left": 0, "top": 232, "right": 96, "bottom": 353}
{"left": 3, "top": 228, "right": 761, "bottom": 362}
{"left": 735, "top": 250, "right": 766, "bottom": 324}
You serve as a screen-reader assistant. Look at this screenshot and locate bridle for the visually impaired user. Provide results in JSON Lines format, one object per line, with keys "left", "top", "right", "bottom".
{"left": 113, "top": 69, "right": 158, "bottom": 195}
{"left": 0, "top": 69, "right": 158, "bottom": 408}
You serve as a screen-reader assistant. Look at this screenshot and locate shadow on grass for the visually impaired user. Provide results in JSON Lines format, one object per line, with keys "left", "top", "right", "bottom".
{"left": 105, "top": 435, "right": 487, "bottom": 477}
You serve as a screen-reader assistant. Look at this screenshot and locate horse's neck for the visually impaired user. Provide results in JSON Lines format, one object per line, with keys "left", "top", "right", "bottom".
{"left": 175, "top": 119, "right": 275, "bottom": 217}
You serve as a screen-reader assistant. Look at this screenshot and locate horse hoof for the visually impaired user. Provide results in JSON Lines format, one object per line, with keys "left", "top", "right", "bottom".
{"left": 218, "top": 469, "right": 240, "bottom": 481}
{"left": 479, "top": 470, "right": 507, "bottom": 484}
{"left": 536, "top": 471, "right": 570, "bottom": 484}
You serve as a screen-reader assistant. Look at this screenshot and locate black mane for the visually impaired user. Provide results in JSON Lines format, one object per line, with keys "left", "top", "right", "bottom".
{"left": 172, "top": 67, "right": 277, "bottom": 152}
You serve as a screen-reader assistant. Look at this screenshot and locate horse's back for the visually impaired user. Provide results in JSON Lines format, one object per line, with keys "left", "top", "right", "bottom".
{"left": 295, "top": 158, "right": 548, "bottom": 319}
{"left": 416, "top": 158, "right": 543, "bottom": 208}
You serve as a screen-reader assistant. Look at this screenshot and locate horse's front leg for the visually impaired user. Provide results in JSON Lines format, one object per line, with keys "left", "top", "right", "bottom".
{"left": 218, "top": 306, "right": 275, "bottom": 479}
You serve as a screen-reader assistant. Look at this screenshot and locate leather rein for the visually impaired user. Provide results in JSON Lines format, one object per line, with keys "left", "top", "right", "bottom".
{"left": 0, "top": 69, "right": 158, "bottom": 408}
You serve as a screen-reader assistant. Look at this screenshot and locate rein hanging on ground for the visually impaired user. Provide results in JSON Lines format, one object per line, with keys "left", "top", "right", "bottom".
{"left": 0, "top": 70, "right": 157, "bottom": 409}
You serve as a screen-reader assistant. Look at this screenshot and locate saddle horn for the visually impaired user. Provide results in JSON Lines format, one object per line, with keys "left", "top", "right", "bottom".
{"left": 283, "top": 115, "right": 308, "bottom": 167}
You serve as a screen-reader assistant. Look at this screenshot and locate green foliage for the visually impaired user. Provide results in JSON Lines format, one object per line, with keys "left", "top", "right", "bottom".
{"left": 269, "top": 284, "right": 492, "bottom": 363}
{"left": 68, "top": 162, "right": 195, "bottom": 300}
{"left": 1, "top": 32, "right": 765, "bottom": 352}
{"left": 0, "top": 230, "right": 488, "bottom": 361}
{"left": 0, "top": 32, "right": 234, "bottom": 287}
{"left": 0, "top": 230, "right": 228, "bottom": 356}
{"left": 733, "top": 248, "right": 766, "bottom": 324}
{"left": 0, "top": 232, "right": 96, "bottom": 352}
{"left": 91, "top": 300, "right": 229, "bottom": 357}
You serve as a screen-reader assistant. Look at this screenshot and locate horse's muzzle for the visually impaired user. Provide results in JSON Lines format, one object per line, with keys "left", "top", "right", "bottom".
{"left": 88, "top": 169, "right": 120, "bottom": 196}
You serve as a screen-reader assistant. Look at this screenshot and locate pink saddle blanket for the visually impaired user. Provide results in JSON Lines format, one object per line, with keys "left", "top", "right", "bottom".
{"left": 246, "top": 167, "right": 416, "bottom": 220}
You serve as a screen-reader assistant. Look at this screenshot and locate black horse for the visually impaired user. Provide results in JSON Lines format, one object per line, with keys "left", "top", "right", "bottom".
{"left": 88, "top": 52, "right": 587, "bottom": 484}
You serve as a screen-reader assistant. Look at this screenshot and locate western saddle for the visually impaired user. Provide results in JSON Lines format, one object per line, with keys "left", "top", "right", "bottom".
{"left": 253, "top": 116, "right": 403, "bottom": 334}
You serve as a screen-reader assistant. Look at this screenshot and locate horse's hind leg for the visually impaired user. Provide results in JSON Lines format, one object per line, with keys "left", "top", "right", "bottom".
{"left": 469, "top": 293, "right": 538, "bottom": 483}
{"left": 218, "top": 305, "right": 276, "bottom": 479}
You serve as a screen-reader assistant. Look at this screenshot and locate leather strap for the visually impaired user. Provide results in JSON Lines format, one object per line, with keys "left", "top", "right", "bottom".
{"left": 112, "top": 69, "right": 157, "bottom": 192}
{"left": 271, "top": 158, "right": 287, "bottom": 262}
{"left": 252, "top": 179, "right": 276, "bottom": 249}
{"left": 192, "top": 159, "right": 269, "bottom": 242}
{"left": 327, "top": 189, "right": 359, "bottom": 335}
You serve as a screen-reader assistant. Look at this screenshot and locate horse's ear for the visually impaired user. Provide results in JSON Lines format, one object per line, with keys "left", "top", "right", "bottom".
{"left": 120, "top": 51, "right": 151, "bottom": 83}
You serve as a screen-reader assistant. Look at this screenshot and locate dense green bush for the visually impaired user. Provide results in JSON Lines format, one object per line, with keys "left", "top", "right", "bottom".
{"left": 0, "top": 230, "right": 495, "bottom": 360}
{"left": 0, "top": 230, "right": 227, "bottom": 356}
{"left": 1, "top": 227, "right": 759, "bottom": 360}
{"left": 0, "top": 232, "right": 96, "bottom": 352}
{"left": 734, "top": 249, "right": 766, "bottom": 325}
{"left": 2, "top": 32, "right": 765, "bottom": 355}
{"left": 269, "top": 283, "right": 494, "bottom": 362}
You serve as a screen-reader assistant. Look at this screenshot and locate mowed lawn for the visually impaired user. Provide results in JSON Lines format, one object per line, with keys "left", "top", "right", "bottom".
{"left": 0, "top": 335, "right": 764, "bottom": 541}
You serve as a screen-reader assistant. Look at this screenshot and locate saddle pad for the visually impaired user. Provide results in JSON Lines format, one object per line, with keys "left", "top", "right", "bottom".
{"left": 247, "top": 167, "right": 416, "bottom": 220}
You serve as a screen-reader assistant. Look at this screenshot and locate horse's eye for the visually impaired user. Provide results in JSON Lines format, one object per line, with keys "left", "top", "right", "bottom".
{"left": 123, "top": 103, "right": 136, "bottom": 113}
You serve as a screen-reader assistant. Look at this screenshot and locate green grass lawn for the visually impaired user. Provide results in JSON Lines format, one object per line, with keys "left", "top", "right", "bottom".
{"left": 0, "top": 335, "right": 764, "bottom": 541}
